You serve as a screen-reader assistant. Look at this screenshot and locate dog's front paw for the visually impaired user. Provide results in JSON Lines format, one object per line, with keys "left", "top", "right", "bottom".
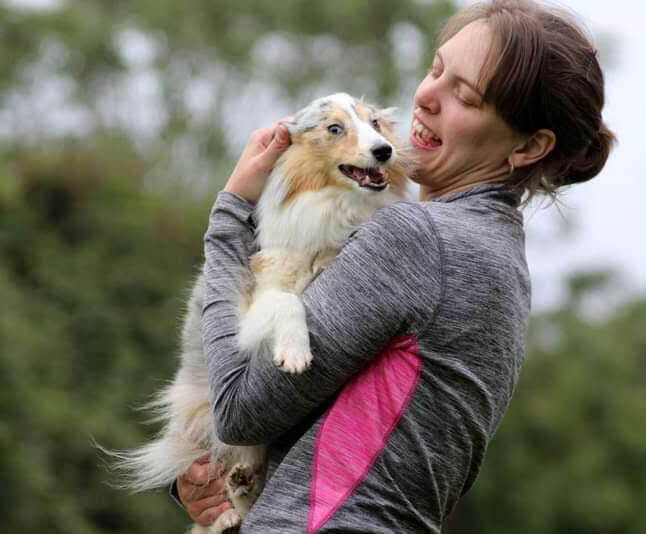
{"left": 191, "top": 508, "right": 241, "bottom": 534}
{"left": 214, "top": 508, "right": 242, "bottom": 534}
{"left": 273, "top": 345, "right": 313, "bottom": 374}
{"left": 226, "top": 463, "right": 255, "bottom": 498}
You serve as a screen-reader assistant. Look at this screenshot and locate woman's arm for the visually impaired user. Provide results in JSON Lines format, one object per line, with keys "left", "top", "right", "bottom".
{"left": 203, "top": 193, "right": 443, "bottom": 445}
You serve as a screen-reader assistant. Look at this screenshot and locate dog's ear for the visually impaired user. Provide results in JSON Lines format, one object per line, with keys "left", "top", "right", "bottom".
{"left": 288, "top": 99, "right": 329, "bottom": 135}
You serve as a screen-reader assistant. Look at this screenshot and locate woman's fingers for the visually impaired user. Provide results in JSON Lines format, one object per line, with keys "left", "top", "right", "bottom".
{"left": 256, "top": 115, "right": 294, "bottom": 144}
{"left": 183, "top": 456, "right": 216, "bottom": 486}
{"left": 194, "top": 453, "right": 211, "bottom": 464}
{"left": 178, "top": 458, "right": 227, "bottom": 501}
{"left": 178, "top": 460, "right": 232, "bottom": 527}
{"left": 256, "top": 123, "right": 290, "bottom": 169}
{"left": 179, "top": 475, "right": 223, "bottom": 502}
{"left": 183, "top": 480, "right": 230, "bottom": 525}
{"left": 224, "top": 118, "right": 292, "bottom": 203}
{"left": 193, "top": 499, "right": 233, "bottom": 527}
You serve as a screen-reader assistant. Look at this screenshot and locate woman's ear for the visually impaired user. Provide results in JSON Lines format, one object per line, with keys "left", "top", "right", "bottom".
{"left": 509, "top": 129, "right": 556, "bottom": 170}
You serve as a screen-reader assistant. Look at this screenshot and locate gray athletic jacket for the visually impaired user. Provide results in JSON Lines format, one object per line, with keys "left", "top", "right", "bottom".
{"left": 202, "top": 184, "right": 531, "bottom": 533}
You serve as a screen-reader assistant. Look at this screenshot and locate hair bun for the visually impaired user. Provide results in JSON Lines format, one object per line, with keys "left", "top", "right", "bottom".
{"left": 564, "top": 123, "right": 617, "bottom": 186}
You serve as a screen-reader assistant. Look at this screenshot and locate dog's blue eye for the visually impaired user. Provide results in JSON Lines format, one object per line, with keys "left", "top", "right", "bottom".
{"left": 328, "top": 124, "right": 344, "bottom": 135}
{"left": 371, "top": 119, "right": 381, "bottom": 132}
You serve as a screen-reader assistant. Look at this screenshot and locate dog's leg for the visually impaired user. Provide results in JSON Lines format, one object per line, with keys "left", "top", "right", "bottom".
{"left": 272, "top": 292, "right": 312, "bottom": 374}
{"left": 244, "top": 251, "right": 316, "bottom": 373}
{"left": 226, "top": 463, "right": 262, "bottom": 517}
{"left": 190, "top": 463, "right": 261, "bottom": 534}
{"left": 269, "top": 249, "right": 340, "bottom": 373}
{"left": 190, "top": 508, "right": 242, "bottom": 534}
{"left": 266, "top": 289, "right": 312, "bottom": 373}
{"left": 239, "top": 288, "right": 312, "bottom": 374}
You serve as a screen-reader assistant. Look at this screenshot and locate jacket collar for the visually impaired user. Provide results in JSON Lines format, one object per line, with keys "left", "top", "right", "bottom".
{"left": 432, "top": 183, "right": 522, "bottom": 207}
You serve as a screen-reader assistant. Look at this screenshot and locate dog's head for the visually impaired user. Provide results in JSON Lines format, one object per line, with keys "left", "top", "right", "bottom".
{"left": 278, "top": 93, "right": 411, "bottom": 201}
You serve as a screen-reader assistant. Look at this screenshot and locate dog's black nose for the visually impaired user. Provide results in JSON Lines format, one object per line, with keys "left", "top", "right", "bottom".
{"left": 371, "top": 144, "right": 392, "bottom": 163}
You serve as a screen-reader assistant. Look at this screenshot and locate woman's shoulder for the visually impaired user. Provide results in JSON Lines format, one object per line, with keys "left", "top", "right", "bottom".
{"left": 416, "top": 190, "right": 525, "bottom": 248}
{"left": 345, "top": 200, "right": 444, "bottom": 280}
{"left": 347, "top": 200, "right": 440, "bottom": 264}
{"left": 368, "top": 197, "right": 503, "bottom": 254}
{"left": 369, "top": 200, "right": 439, "bottom": 243}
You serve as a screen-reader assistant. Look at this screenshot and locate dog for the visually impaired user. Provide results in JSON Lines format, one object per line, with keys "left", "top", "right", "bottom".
{"left": 110, "top": 93, "right": 412, "bottom": 533}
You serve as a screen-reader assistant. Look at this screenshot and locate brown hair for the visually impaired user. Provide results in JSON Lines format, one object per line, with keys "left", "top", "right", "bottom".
{"left": 438, "top": 0, "right": 616, "bottom": 200}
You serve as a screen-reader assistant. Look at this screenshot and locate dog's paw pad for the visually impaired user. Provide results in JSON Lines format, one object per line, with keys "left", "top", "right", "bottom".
{"left": 274, "top": 348, "right": 312, "bottom": 374}
{"left": 227, "top": 463, "right": 255, "bottom": 495}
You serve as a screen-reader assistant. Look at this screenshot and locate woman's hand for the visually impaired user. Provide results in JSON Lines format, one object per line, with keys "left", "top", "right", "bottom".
{"left": 223, "top": 120, "right": 291, "bottom": 204}
{"left": 177, "top": 455, "right": 232, "bottom": 527}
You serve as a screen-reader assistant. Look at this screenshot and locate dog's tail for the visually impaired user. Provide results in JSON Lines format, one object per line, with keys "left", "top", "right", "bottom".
{"left": 97, "top": 434, "right": 207, "bottom": 493}
{"left": 97, "top": 382, "right": 213, "bottom": 492}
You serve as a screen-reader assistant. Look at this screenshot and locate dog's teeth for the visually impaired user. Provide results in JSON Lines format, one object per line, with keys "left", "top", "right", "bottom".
{"left": 353, "top": 168, "right": 368, "bottom": 179}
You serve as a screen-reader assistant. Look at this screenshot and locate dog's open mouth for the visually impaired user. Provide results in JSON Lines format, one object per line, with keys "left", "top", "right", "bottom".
{"left": 338, "top": 164, "right": 388, "bottom": 191}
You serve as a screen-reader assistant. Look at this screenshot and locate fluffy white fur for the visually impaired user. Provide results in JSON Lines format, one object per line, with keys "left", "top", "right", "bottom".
{"left": 109, "top": 93, "right": 412, "bottom": 534}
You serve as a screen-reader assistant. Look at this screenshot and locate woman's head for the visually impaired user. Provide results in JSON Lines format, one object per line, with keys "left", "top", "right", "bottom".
{"left": 412, "top": 0, "right": 615, "bottom": 200}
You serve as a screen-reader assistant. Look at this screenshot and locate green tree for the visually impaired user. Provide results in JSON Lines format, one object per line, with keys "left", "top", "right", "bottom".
{"left": 1, "top": 0, "right": 454, "bottom": 191}
{"left": 0, "top": 141, "right": 210, "bottom": 532}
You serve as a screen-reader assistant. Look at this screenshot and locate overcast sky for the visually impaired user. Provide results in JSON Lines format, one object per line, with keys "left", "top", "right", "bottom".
{"left": 531, "top": 0, "right": 644, "bottom": 309}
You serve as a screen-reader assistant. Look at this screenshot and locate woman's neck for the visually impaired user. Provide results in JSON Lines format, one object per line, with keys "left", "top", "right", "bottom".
{"left": 417, "top": 168, "right": 510, "bottom": 201}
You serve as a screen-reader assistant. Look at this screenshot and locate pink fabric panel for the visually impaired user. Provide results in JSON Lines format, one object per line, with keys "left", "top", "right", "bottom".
{"left": 308, "top": 335, "right": 422, "bottom": 533}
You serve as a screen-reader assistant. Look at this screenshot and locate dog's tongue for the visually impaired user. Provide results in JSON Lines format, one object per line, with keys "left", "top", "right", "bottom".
{"left": 352, "top": 167, "right": 366, "bottom": 180}
{"left": 351, "top": 167, "right": 370, "bottom": 186}
{"left": 352, "top": 167, "right": 383, "bottom": 186}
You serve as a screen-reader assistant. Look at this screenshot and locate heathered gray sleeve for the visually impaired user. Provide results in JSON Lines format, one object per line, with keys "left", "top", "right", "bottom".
{"left": 202, "top": 192, "right": 443, "bottom": 445}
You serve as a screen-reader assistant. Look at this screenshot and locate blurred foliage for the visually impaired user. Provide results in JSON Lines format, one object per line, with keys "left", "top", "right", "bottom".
{"left": 0, "top": 0, "right": 643, "bottom": 533}
{"left": 0, "top": 141, "right": 209, "bottom": 532}
{"left": 0, "top": 0, "right": 454, "bottom": 191}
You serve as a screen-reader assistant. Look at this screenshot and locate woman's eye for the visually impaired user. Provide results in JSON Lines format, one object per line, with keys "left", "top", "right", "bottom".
{"left": 371, "top": 119, "right": 381, "bottom": 132}
{"left": 328, "top": 124, "right": 344, "bottom": 135}
{"left": 456, "top": 91, "right": 479, "bottom": 108}
{"left": 458, "top": 96, "right": 475, "bottom": 107}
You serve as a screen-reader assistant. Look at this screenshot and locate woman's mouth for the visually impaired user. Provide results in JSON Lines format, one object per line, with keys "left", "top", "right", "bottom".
{"left": 410, "top": 118, "right": 442, "bottom": 150}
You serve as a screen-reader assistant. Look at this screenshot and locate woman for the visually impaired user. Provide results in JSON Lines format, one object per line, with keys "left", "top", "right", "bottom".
{"left": 175, "top": 0, "right": 615, "bottom": 531}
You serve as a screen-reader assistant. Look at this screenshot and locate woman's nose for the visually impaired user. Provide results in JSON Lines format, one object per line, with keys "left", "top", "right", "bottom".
{"left": 414, "top": 75, "right": 441, "bottom": 114}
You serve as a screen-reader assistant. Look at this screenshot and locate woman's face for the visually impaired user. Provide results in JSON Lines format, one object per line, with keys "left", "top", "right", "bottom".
{"left": 411, "top": 21, "right": 521, "bottom": 196}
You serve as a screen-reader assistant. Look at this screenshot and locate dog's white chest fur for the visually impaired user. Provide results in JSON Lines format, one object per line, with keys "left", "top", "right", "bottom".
{"left": 257, "top": 171, "right": 403, "bottom": 253}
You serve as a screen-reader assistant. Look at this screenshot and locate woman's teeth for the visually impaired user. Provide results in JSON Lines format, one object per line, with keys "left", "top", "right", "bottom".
{"left": 412, "top": 118, "right": 441, "bottom": 144}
